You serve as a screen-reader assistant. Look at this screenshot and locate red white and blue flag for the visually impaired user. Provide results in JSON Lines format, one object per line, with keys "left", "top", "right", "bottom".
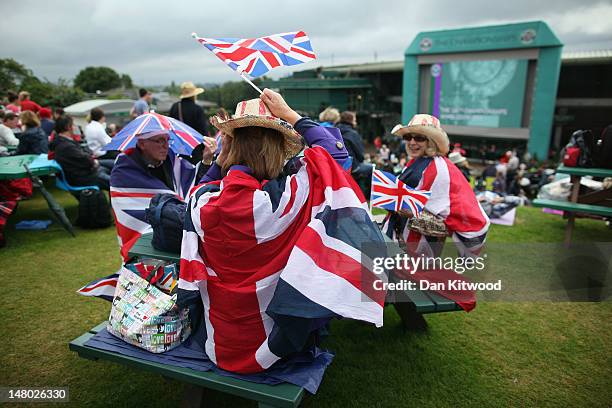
{"left": 110, "top": 150, "right": 201, "bottom": 260}
{"left": 193, "top": 31, "right": 316, "bottom": 78}
{"left": 77, "top": 273, "right": 119, "bottom": 302}
{"left": 105, "top": 112, "right": 204, "bottom": 156}
{"left": 179, "top": 145, "right": 387, "bottom": 374}
{"left": 371, "top": 169, "right": 431, "bottom": 216}
{"left": 382, "top": 156, "right": 490, "bottom": 258}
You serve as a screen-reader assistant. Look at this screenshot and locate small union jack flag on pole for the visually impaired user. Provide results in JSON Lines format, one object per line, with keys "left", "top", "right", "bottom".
{"left": 192, "top": 31, "right": 316, "bottom": 92}
{"left": 371, "top": 169, "right": 431, "bottom": 216}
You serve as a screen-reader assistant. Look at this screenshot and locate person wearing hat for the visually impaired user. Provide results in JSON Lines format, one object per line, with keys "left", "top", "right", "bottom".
{"left": 179, "top": 89, "right": 385, "bottom": 374}
{"left": 449, "top": 151, "right": 471, "bottom": 182}
{"left": 382, "top": 114, "right": 489, "bottom": 259}
{"left": 169, "top": 82, "right": 208, "bottom": 163}
{"left": 38, "top": 107, "right": 54, "bottom": 137}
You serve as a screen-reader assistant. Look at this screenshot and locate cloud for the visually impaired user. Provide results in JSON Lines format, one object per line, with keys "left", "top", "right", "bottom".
{"left": 2, "top": 0, "right": 611, "bottom": 85}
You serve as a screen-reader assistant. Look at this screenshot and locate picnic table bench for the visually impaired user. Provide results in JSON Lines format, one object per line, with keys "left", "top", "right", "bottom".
{"left": 70, "top": 233, "right": 462, "bottom": 407}
{"left": 128, "top": 233, "right": 462, "bottom": 322}
{"left": 69, "top": 322, "right": 304, "bottom": 408}
{"left": 533, "top": 165, "right": 612, "bottom": 246}
{"left": 0, "top": 154, "right": 75, "bottom": 235}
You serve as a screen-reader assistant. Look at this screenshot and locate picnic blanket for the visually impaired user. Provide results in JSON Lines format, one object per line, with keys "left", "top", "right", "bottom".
{"left": 84, "top": 324, "right": 333, "bottom": 394}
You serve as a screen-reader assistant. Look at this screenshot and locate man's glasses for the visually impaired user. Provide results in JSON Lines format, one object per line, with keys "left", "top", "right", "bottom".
{"left": 403, "top": 134, "right": 427, "bottom": 142}
{"left": 146, "top": 137, "right": 170, "bottom": 147}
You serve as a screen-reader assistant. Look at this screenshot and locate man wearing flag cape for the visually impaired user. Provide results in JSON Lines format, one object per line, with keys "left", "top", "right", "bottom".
{"left": 179, "top": 89, "right": 387, "bottom": 374}
{"left": 108, "top": 112, "right": 218, "bottom": 260}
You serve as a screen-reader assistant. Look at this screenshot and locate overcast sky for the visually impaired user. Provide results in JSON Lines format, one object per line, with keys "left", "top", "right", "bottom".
{"left": 3, "top": 0, "right": 612, "bottom": 86}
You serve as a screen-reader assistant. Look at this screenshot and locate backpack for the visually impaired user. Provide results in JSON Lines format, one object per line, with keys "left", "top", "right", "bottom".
{"left": 593, "top": 125, "right": 612, "bottom": 169}
{"left": 77, "top": 189, "right": 112, "bottom": 229}
{"left": 145, "top": 193, "right": 186, "bottom": 253}
{"left": 561, "top": 130, "right": 593, "bottom": 167}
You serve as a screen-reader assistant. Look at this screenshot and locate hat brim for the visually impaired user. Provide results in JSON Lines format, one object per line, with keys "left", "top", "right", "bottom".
{"left": 180, "top": 88, "right": 204, "bottom": 99}
{"left": 211, "top": 115, "right": 304, "bottom": 159}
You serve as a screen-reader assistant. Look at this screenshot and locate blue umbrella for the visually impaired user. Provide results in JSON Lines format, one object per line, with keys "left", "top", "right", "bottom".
{"left": 105, "top": 112, "right": 204, "bottom": 155}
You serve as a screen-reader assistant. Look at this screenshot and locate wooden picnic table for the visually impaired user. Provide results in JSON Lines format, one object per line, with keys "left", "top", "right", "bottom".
{"left": 0, "top": 154, "right": 58, "bottom": 180}
{"left": 128, "top": 233, "right": 462, "bottom": 316}
{"left": 533, "top": 165, "right": 612, "bottom": 245}
{"left": 70, "top": 323, "right": 305, "bottom": 408}
{"left": 71, "top": 232, "right": 463, "bottom": 406}
{"left": 0, "top": 154, "right": 75, "bottom": 235}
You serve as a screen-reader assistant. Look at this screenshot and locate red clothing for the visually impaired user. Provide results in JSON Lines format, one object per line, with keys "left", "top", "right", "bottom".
{"left": 5, "top": 104, "right": 20, "bottom": 114}
{"left": 20, "top": 100, "right": 41, "bottom": 113}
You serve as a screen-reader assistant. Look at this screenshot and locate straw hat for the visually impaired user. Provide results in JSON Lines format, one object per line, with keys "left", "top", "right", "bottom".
{"left": 449, "top": 151, "right": 467, "bottom": 165}
{"left": 180, "top": 81, "right": 204, "bottom": 99}
{"left": 391, "top": 114, "right": 449, "bottom": 155}
{"left": 210, "top": 99, "right": 304, "bottom": 159}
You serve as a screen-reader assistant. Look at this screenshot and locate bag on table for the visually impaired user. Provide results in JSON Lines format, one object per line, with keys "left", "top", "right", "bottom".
{"left": 107, "top": 262, "right": 191, "bottom": 353}
{"left": 145, "top": 193, "right": 186, "bottom": 253}
{"left": 77, "top": 189, "right": 112, "bottom": 229}
{"left": 407, "top": 210, "right": 448, "bottom": 238}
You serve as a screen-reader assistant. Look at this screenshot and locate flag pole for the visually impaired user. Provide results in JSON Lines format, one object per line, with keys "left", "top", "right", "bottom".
{"left": 240, "top": 72, "right": 263, "bottom": 94}
{"left": 192, "top": 32, "right": 263, "bottom": 95}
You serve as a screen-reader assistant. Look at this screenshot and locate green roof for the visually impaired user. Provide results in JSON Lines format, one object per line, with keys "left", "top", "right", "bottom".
{"left": 406, "top": 21, "right": 562, "bottom": 55}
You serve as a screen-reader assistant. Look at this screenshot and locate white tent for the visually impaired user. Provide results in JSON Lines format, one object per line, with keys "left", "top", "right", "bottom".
{"left": 64, "top": 99, "right": 134, "bottom": 129}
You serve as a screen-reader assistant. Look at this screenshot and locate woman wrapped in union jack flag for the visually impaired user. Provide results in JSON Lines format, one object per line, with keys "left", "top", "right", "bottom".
{"left": 179, "top": 89, "right": 387, "bottom": 374}
{"left": 382, "top": 114, "right": 490, "bottom": 259}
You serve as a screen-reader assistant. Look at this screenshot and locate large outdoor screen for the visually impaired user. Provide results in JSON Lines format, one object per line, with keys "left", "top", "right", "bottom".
{"left": 428, "top": 58, "right": 528, "bottom": 128}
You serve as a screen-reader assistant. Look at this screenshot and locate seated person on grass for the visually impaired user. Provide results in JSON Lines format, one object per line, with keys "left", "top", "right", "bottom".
{"left": 50, "top": 115, "right": 110, "bottom": 191}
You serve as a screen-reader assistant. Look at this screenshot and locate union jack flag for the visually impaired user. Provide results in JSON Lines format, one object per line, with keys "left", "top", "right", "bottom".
{"left": 192, "top": 31, "right": 316, "bottom": 78}
{"left": 371, "top": 169, "right": 431, "bottom": 216}
{"left": 179, "top": 139, "right": 387, "bottom": 374}
{"left": 110, "top": 149, "right": 201, "bottom": 260}
{"left": 77, "top": 273, "right": 119, "bottom": 302}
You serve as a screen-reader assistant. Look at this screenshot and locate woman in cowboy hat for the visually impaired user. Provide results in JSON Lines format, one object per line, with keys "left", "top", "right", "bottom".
{"left": 169, "top": 81, "right": 208, "bottom": 163}
{"left": 179, "top": 89, "right": 385, "bottom": 374}
{"left": 382, "top": 114, "right": 489, "bottom": 259}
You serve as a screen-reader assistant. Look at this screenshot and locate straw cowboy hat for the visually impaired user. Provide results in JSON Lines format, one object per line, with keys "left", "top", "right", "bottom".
{"left": 180, "top": 81, "right": 204, "bottom": 99}
{"left": 449, "top": 151, "right": 467, "bottom": 165}
{"left": 391, "top": 114, "right": 450, "bottom": 156}
{"left": 210, "top": 98, "right": 304, "bottom": 159}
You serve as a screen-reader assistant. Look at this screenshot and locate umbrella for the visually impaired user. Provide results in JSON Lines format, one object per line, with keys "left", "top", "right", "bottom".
{"left": 104, "top": 112, "right": 204, "bottom": 155}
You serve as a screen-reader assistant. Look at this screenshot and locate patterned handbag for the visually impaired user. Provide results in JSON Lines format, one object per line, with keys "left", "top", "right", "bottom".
{"left": 407, "top": 210, "right": 448, "bottom": 237}
{"left": 107, "top": 263, "right": 191, "bottom": 353}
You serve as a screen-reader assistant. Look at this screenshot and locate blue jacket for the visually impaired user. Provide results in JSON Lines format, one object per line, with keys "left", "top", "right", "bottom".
{"left": 16, "top": 126, "right": 48, "bottom": 155}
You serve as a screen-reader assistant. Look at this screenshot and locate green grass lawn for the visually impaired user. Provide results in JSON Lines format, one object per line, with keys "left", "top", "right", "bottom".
{"left": 1, "top": 185, "right": 611, "bottom": 407}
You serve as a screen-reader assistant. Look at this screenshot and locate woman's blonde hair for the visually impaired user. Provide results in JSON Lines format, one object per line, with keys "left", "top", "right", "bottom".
{"left": 20, "top": 110, "right": 40, "bottom": 128}
{"left": 318, "top": 107, "right": 340, "bottom": 124}
{"left": 223, "top": 126, "right": 286, "bottom": 180}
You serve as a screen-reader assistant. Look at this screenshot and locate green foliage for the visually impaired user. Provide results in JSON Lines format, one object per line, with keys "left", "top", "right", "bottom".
{"left": 21, "top": 77, "right": 85, "bottom": 107}
{"left": 74, "top": 66, "right": 122, "bottom": 93}
{"left": 120, "top": 74, "right": 133, "bottom": 89}
{"left": 163, "top": 81, "right": 180, "bottom": 97}
{"left": 202, "top": 79, "right": 263, "bottom": 109}
{"left": 0, "top": 58, "right": 33, "bottom": 93}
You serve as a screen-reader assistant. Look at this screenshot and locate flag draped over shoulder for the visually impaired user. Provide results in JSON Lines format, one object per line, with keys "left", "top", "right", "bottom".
{"left": 180, "top": 146, "right": 387, "bottom": 374}
{"left": 383, "top": 156, "right": 490, "bottom": 258}
{"left": 193, "top": 31, "right": 316, "bottom": 78}
{"left": 110, "top": 150, "right": 200, "bottom": 260}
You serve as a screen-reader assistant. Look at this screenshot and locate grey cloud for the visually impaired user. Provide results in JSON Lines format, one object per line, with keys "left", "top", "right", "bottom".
{"left": 2, "top": 0, "right": 611, "bottom": 85}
